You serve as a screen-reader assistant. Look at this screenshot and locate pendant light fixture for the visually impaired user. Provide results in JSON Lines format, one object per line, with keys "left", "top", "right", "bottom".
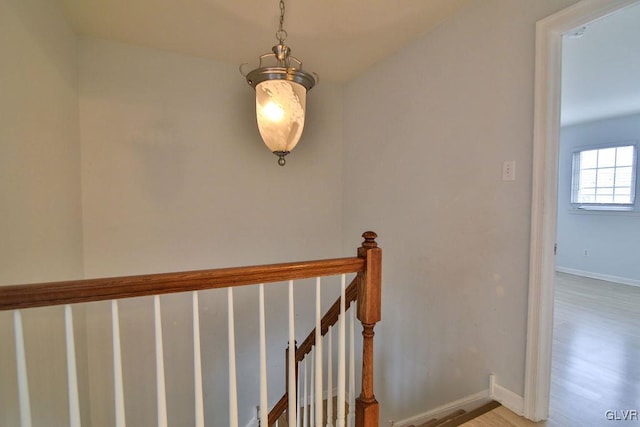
{"left": 241, "top": 0, "right": 317, "bottom": 166}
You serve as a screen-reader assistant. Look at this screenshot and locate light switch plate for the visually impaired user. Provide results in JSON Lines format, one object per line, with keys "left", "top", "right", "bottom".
{"left": 503, "top": 160, "right": 516, "bottom": 181}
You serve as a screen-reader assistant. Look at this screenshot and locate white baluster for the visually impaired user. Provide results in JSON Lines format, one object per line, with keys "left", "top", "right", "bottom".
{"left": 64, "top": 305, "right": 81, "bottom": 427}
{"left": 336, "top": 275, "right": 346, "bottom": 427}
{"left": 192, "top": 292, "right": 204, "bottom": 427}
{"left": 288, "top": 280, "right": 297, "bottom": 427}
{"left": 347, "top": 308, "right": 355, "bottom": 427}
{"left": 228, "top": 288, "right": 238, "bottom": 427}
{"left": 154, "top": 296, "right": 167, "bottom": 427}
{"left": 315, "top": 278, "right": 323, "bottom": 427}
{"left": 310, "top": 348, "right": 315, "bottom": 426}
{"left": 258, "top": 284, "right": 268, "bottom": 427}
{"left": 303, "top": 358, "right": 308, "bottom": 427}
{"left": 297, "top": 358, "right": 302, "bottom": 427}
{"left": 13, "top": 310, "right": 32, "bottom": 427}
{"left": 111, "top": 300, "right": 126, "bottom": 427}
{"left": 326, "top": 325, "right": 333, "bottom": 427}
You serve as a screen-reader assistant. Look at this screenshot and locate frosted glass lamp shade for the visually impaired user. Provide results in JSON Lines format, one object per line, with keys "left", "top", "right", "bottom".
{"left": 255, "top": 80, "right": 307, "bottom": 154}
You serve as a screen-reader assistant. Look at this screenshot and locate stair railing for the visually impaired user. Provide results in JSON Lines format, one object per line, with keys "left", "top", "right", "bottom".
{"left": 267, "top": 276, "right": 359, "bottom": 426}
{"left": 0, "top": 231, "right": 381, "bottom": 427}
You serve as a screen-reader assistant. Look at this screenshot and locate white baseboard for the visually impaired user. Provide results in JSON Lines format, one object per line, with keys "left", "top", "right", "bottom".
{"left": 489, "top": 374, "right": 524, "bottom": 416}
{"left": 555, "top": 267, "right": 640, "bottom": 288}
{"left": 390, "top": 375, "right": 525, "bottom": 427}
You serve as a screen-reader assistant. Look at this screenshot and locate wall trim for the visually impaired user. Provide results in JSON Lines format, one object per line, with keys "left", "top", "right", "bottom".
{"left": 390, "top": 376, "right": 523, "bottom": 427}
{"left": 556, "top": 267, "right": 640, "bottom": 288}
{"left": 489, "top": 374, "right": 524, "bottom": 416}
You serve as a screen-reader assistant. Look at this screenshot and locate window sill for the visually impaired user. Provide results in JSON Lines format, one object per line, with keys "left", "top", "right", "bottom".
{"left": 574, "top": 205, "right": 633, "bottom": 211}
{"left": 569, "top": 206, "right": 640, "bottom": 216}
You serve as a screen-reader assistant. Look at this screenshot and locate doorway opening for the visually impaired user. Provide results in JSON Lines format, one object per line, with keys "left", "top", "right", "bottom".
{"left": 525, "top": 0, "right": 640, "bottom": 422}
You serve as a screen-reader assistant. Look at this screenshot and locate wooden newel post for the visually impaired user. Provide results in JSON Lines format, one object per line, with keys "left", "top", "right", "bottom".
{"left": 356, "top": 231, "right": 382, "bottom": 427}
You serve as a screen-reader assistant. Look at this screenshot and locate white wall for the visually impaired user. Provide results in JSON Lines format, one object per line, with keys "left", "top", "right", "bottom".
{"left": 79, "top": 38, "right": 345, "bottom": 277}
{"left": 0, "top": 0, "right": 83, "bottom": 287}
{"left": 342, "top": 0, "right": 578, "bottom": 422}
{"left": 557, "top": 114, "right": 640, "bottom": 285}
{"left": 78, "top": 37, "right": 346, "bottom": 426}
{"left": 0, "top": 0, "right": 84, "bottom": 425}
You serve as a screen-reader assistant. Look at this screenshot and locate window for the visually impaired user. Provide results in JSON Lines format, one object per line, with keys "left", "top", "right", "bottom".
{"left": 571, "top": 143, "right": 637, "bottom": 210}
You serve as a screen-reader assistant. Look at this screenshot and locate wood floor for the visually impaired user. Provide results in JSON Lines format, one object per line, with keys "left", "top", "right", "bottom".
{"left": 460, "top": 405, "right": 541, "bottom": 426}
{"left": 547, "top": 273, "right": 640, "bottom": 426}
{"left": 463, "top": 273, "right": 640, "bottom": 427}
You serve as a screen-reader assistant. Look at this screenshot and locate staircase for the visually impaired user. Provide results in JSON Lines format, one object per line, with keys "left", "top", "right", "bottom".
{"left": 270, "top": 397, "right": 346, "bottom": 427}
{"left": 408, "top": 401, "right": 501, "bottom": 427}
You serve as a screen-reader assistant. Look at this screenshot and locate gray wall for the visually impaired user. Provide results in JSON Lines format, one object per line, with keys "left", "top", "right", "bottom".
{"left": 77, "top": 37, "right": 346, "bottom": 427}
{"left": 342, "top": 0, "right": 578, "bottom": 423}
{"left": 557, "top": 114, "right": 640, "bottom": 285}
{"left": 0, "top": 0, "right": 85, "bottom": 425}
{"left": 0, "top": 27, "right": 347, "bottom": 424}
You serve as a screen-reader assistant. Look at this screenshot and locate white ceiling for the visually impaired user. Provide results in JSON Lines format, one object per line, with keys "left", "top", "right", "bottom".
{"left": 60, "top": 0, "right": 472, "bottom": 83}
{"left": 561, "top": 3, "right": 640, "bottom": 126}
{"left": 60, "top": 0, "right": 640, "bottom": 125}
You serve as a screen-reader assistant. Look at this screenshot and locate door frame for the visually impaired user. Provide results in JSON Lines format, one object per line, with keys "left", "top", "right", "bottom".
{"left": 524, "top": 0, "right": 640, "bottom": 421}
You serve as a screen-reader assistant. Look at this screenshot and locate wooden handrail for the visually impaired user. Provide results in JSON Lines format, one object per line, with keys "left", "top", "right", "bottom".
{"left": 0, "top": 257, "right": 364, "bottom": 311}
{"left": 267, "top": 394, "right": 288, "bottom": 426}
{"left": 2, "top": 231, "right": 380, "bottom": 427}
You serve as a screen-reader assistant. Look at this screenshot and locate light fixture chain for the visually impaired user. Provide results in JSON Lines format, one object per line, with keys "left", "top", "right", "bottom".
{"left": 242, "top": 0, "right": 316, "bottom": 166}
{"left": 276, "top": 0, "right": 287, "bottom": 43}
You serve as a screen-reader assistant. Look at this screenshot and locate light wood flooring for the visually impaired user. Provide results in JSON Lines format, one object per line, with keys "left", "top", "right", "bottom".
{"left": 463, "top": 273, "right": 640, "bottom": 427}
{"left": 461, "top": 405, "right": 542, "bottom": 426}
{"left": 546, "top": 272, "right": 640, "bottom": 426}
